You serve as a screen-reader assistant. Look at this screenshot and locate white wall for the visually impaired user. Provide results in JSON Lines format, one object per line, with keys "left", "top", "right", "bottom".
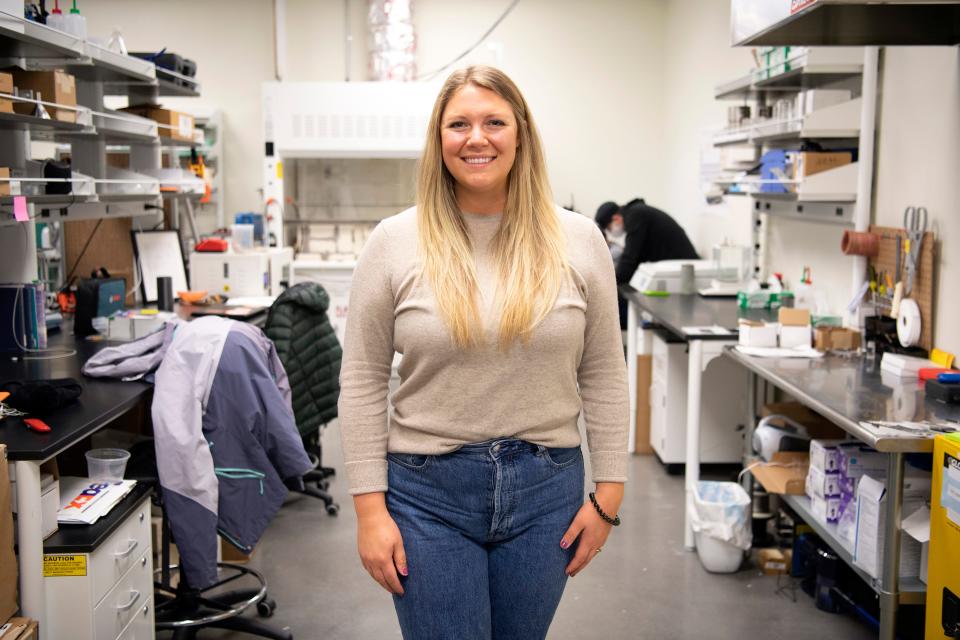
{"left": 660, "top": 0, "right": 755, "bottom": 255}
{"left": 874, "top": 47, "right": 960, "bottom": 354}
{"left": 288, "top": 0, "right": 674, "bottom": 215}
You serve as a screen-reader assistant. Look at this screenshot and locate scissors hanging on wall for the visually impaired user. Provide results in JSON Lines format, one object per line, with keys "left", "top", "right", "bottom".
{"left": 902, "top": 205, "right": 927, "bottom": 296}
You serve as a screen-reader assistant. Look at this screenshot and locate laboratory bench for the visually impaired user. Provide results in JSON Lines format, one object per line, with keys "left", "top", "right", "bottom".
{"left": 724, "top": 348, "right": 957, "bottom": 639}
{"left": 1, "top": 331, "right": 153, "bottom": 637}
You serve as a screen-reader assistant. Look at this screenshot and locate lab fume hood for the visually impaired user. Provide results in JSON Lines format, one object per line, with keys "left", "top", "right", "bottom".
{"left": 731, "top": 0, "right": 960, "bottom": 46}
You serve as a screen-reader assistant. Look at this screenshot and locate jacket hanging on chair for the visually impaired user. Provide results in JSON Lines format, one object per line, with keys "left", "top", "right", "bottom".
{"left": 264, "top": 282, "right": 342, "bottom": 438}
{"left": 152, "top": 316, "right": 312, "bottom": 589}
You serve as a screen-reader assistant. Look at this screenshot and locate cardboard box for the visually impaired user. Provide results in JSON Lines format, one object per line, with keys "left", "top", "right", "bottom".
{"left": 814, "top": 326, "right": 861, "bottom": 352}
{"left": 853, "top": 474, "right": 927, "bottom": 580}
{"left": 0, "top": 168, "right": 13, "bottom": 197}
{"left": 634, "top": 355, "right": 653, "bottom": 454}
{"left": 121, "top": 104, "right": 194, "bottom": 142}
{"left": 757, "top": 548, "right": 792, "bottom": 575}
{"left": 793, "top": 151, "right": 853, "bottom": 180}
{"left": 805, "top": 465, "right": 841, "bottom": 499}
{"left": 0, "top": 617, "right": 36, "bottom": 640}
{"left": 778, "top": 307, "right": 811, "bottom": 326}
{"left": 6, "top": 69, "right": 77, "bottom": 123}
{"left": 0, "top": 445, "right": 18, "bottom": 625}
{"left": 752, "top": 451, "right": 808, "bottom": 495}
{"left": 738, "top": 320, "right": 778, "bottom": 348}
{"left": 761, "top": 402, "right": 846, "bottom": 440}
{"left": 811, "top": 494, "right": 841, "bottom": 523}
{"left": 221, "top": 538, "right": 254, "bottom": 564}
{"left": 902, "top": 506, "right": 930, "bottom": 585}
{"left": 809, "top": 439, "right": 850, "bottom": 473}
{"left": 0, "top": 71, "right": 12, "bottom": 114}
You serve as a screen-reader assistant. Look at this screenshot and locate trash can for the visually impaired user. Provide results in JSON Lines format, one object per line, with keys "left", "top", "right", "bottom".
{"left": 689, "top": 481, "right": 752, "bottom": 573}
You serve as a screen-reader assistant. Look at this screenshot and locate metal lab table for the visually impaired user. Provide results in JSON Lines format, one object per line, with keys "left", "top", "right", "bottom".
{"left": 725, "top": 348, "right": 958, "bottom": 640}
{"left": 619, "top": 285, "right": 777, "bottom": 550}
{"left": 0, "top": 333, "right": 152, "bottom": 635}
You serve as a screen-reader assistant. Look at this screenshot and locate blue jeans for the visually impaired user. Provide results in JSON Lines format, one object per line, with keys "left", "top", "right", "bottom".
{"left": 386, "top": 438, "right": 584, "bottom": 640}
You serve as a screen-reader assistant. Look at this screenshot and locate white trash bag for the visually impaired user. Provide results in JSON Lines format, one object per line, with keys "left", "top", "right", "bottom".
{"left": 689, "top": 481, "right": 752, "bottom": 573}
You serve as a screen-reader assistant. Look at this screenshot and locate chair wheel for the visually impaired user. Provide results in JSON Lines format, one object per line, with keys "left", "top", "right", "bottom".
{"left": 257, "top": 598, "right": 277, "bottom": 618}
{"left": 326, "top": 503, "right": 340, "bottom": 516}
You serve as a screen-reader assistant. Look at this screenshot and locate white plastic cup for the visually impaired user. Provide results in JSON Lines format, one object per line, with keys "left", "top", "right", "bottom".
{"left": 85, "top": 448, "right": 130, "bottom": 483}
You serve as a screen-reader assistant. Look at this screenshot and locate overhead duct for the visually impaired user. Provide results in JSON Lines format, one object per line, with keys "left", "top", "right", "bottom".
{"left": 368, "top": 0, "right": 417, "bottom": 81}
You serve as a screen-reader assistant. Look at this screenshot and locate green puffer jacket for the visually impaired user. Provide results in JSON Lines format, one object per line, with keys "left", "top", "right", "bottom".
{"left": 264, "top": 282, "right": 341, "bottom": 437}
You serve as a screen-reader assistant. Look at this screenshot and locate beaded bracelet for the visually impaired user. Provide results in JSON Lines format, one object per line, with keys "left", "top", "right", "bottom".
{"left": 589, "top": 492, "right": 621, "bottom": 526}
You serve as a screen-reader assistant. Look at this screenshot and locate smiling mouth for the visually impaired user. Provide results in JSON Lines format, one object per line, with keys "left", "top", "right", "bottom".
{"left": 462, "top": 156, "right": 495, "bottom": 166}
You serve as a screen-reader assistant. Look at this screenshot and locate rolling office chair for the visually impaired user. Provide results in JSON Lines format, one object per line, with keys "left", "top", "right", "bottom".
{"left": 126, "top": 442, "right": 290, "bottom": 640}
{"left": 264, "top": 282, "right": 343, "bottom": 516}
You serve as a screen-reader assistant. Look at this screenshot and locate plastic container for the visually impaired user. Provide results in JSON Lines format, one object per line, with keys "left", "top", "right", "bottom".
{"left": 694, "top": 531, "right": 745, "bottom": 573}
{"left": 689, "top": 480, "right": 752, "bottom": 574}
{"left": 85, "top": 448, "right": 130, "bottom": 482}
{"left": 231, "top": 224, "right": 255, "bottom": 252}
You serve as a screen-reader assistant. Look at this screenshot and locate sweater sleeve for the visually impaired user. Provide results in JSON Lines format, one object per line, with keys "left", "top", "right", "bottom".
{"left": 337, "top": 222, "right": 395, "bottom": 495}
{"left": 577, "top": 223, "right": 630, "bottom": 483}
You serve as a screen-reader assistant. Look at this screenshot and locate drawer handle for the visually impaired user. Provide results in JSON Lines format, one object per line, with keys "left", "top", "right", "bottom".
{"left": 116, "top": 589, "right": 141, "bottom": 612}
{"left": 113, "top": 539, "right": 139, "bottom": 560}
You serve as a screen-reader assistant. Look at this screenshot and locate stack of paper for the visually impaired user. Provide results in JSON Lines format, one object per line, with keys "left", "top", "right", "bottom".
{"left": 880, "top": 353, "right": 933, "bottom": 378}
{"left": 57, "top": 477, "right": 137, "bottom": 525}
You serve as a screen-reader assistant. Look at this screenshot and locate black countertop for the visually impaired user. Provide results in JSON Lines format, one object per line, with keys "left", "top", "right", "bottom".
{"left": 0, "top": 333, "right": 152, "bottom": 461}
{"left": 619, "top": 285, "right": 779, "bottom": 340}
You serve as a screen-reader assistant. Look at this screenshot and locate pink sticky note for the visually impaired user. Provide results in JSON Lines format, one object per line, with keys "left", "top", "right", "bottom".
{"left": 13, "top": 196, "right": 28, "bottom": 222}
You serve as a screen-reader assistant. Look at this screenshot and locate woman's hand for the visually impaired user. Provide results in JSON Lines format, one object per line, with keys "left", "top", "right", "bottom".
{"left": 560, "top": 482, "right": 624, "bottom": 577}
{"left": 354, "top": 492, "right": 408, "bottom": 596}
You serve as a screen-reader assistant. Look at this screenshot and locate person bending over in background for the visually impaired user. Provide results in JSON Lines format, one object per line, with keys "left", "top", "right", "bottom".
{"left": 338, "top": 65, "right": 629, "bottom": 640}
{"left": 595, "top": 198, "right": 700, "bottom": 327}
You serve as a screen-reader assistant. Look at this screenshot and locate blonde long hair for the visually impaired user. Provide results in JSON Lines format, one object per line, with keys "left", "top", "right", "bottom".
{"left": 417, "top": 65, "right": 568, "bottom": 349}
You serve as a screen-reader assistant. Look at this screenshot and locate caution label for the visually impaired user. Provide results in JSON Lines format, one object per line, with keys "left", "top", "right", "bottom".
{"left": 43, "top": 554, "right": 87, "bottom": 577}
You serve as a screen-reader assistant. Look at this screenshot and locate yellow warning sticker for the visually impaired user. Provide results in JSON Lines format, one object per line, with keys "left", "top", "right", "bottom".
{"left": 276, "top": 161, "right": 284, "bottom": 179}
{"left": 44, "top": 554, "right": 87, "bottom": 577}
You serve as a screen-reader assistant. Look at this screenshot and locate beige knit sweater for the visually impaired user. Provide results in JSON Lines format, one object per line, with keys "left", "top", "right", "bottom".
{"left": 337, "top": 206, "right": 629, "bottom": 495}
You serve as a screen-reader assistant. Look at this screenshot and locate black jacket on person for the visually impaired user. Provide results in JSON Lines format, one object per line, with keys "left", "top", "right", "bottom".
{"left": 614, "top": 198, "right": 699, "bottom": 285}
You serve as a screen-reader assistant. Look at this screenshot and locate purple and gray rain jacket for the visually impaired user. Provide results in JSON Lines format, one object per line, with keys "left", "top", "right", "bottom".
{"left": 152, "top": 316, "right": 312, "bottom": 589}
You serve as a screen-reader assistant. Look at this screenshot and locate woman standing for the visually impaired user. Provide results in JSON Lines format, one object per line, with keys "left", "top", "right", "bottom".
{"left": 338, "top": 65, "right": 628, "bottom": 640}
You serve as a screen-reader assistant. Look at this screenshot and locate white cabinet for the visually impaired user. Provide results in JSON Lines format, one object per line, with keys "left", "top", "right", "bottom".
{"left": 44, "top": 495, "right": 155, "bottom": 640}
{"left": 649, "top": 332, "right": 747, "bottom": 465}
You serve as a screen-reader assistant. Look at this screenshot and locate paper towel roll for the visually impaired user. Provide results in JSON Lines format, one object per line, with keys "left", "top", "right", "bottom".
{"left": 897, "top": 298, "right": 921, "bottom": 348}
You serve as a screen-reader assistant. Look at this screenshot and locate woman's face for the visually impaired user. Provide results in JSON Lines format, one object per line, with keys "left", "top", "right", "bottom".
{"left": 440, "top": 84, "right": 518, "bottom": 202}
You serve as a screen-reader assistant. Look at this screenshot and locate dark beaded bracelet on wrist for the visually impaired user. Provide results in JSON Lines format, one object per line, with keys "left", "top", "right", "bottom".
{"left": 589, "top": 492, "right": 621, "bottom": 526}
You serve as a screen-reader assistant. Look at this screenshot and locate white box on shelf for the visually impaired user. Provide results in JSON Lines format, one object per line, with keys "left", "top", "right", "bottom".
{"left": 780, "top": 324, "right": 811, "bottom": 349}
{"left": 10, "top": 472, "right": 59, "bottom": 539}
{"left": 902, "top": 506, "right": 930, "bottom": 584}
{"left": 853, "top": 474, "right": 926, "bottom": 580}
{"left": 809, "top": 439, "right": 849, "bottom": 472}
{"left": 810, "top": 494, "right": 841, "bottom": 523}
{"left": 806, "top": 465, "right": 841, "bottom": 499}
{"left": 738, "top": 321, "right": 778, "bottom": 348}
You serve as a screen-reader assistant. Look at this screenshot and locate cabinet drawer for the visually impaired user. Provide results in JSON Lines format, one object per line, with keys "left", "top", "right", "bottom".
{"left": 94, "top": 550, "right": 152, "bottom": 640}
{"left": 116, "top": 598, "right": 154, "bottom": 640}
{"left": 91, "top": 497, "right": 152, "bottom": 606}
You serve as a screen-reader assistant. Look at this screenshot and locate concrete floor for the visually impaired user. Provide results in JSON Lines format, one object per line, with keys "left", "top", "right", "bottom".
{"left": 175, "top": 420, "right": 875, "bottom": 640}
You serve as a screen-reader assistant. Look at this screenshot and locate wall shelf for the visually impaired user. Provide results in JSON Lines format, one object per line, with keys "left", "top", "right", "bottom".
{"left": 714, "top": 97, "right": 862, "bottom": 147}
{"left": 0, "top": 109, "right": 89, "bottom": 135}
{"left": 715, "top": 47, "right": 863, "bottom": 100}
{"left": 0, "top": 10, "right": 85, "bottom": 60}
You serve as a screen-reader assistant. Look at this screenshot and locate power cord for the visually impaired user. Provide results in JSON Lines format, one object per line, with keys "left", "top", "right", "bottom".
{"left": 416, "top": 0, "right": 521, "bottom": 81}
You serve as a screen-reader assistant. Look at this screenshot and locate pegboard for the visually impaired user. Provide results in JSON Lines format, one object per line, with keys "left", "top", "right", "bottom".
{"left": 868, "top": 224, "right": 936, "bottom": 351}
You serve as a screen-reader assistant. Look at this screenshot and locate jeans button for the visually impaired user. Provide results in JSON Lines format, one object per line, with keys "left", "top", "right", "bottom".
{"left": 492, "top": 444, "right": 501, "bottom": 454}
